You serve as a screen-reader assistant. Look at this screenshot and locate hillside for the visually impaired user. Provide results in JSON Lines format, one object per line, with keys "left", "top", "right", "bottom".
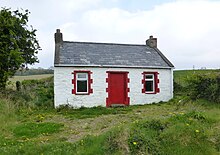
{"left": 0, "top": 69, "right": 220, "bottom": 154}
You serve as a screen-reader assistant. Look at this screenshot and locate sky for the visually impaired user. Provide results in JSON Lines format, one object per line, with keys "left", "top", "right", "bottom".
{"left": 1, "top": 0, "right": 220, "bottom": 69}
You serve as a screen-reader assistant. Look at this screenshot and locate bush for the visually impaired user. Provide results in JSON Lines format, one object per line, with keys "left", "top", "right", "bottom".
{"left": 1, "top": 77, "right": 54, "bottom": 108}
{"left": 187, "top": 73, "right": 220, "bottom": 103}
{"left": 21, "top": 77, "right": 54, "bottom": 108}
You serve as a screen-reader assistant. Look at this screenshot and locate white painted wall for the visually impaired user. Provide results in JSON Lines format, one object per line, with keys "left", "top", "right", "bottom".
{"left": 54, "top": 67, "right": 173, "bottom": 108}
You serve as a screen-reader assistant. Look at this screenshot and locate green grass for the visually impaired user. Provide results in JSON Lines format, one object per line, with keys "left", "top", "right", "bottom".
{"left": 174, "top": 69, "right": 219, "bottom": 87}
{"left": 9, "top": 74, "right": 53, "bottom": 82}
{"left": 0, "top": 70, "right": 220, "bottom": 154}
{"left": 57, "top": 105, "right": 134, "bottom": 119}
{"left": 1, "top": 96, "right": 220, "bottom": 154}
{"left": 8, "top": 74, "right": 53, "bottom": 90}
{"left": 13, "top": 122, "right": 64, "bottom": 138}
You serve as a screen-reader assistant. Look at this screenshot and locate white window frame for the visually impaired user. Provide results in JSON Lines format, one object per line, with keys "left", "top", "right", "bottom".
{"left": 145, "top": 74, "right": 155, "bottom": 93}
{"left": 76, "top": 72, "right": 88, "bottom": 94}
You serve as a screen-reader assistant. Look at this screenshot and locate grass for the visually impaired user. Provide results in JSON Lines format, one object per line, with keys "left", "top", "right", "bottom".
{"left": 56, "top": 105, "right": 134, "bottom": 119}
{"left": 1, "top": 96, "right": 220, "bottom": 154}
{"left": 9, "top": 74, "right": 53, "bottom": 82}
{"left": 13, "top": 122, "right": 64, "bottom": 138}
{"left": 174, "top": 69, "right": 219, "bottom": 87}
{"left": 0, "top": 70, "right": 220, "bottom": 154}
{"left": 8, "top": 74, "right": 53, "bottom": 90}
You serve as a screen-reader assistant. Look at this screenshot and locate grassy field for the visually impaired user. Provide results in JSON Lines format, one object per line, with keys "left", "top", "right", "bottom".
{"left": 9, "top": 74, "right": 53, "bottom": 82}
{"left": 0, "top": 70, "right": 219, "bottom": 154}
{"left": 1, "top": 97, "right": 220, "bottom": 154}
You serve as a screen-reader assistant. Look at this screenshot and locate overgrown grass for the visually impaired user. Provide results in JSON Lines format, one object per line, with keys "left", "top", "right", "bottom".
{"left": 1, "top": 96, "right": 220, "bottom": 154}
{"left": 0, "top": 70, "right": 220, "bottom": 154}
{"left": 56, "top": 105, "right": 134, "bottom": 119}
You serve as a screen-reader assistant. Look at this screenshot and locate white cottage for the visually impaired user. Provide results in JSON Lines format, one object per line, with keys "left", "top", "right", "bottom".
{"left": 54, "top": 29, "right": 174, "bottom": 108}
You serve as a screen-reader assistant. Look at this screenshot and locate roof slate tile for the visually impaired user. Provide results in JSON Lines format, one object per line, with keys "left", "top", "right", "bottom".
{"left": 55, "top": 41, "right": 174, "bottom": 68}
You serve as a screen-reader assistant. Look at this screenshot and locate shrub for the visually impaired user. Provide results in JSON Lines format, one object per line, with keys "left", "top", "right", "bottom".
{"left": 1, "top": 77, "right": 54, "bottom": 108}
{"left": 187, "top": 72, "right": 220, "bottom": 103}
{"left": 21, "top": 77, "right": 54, "bottom": 108}
{"left": 174, "top": 80, "right": 184, "bottom": 94}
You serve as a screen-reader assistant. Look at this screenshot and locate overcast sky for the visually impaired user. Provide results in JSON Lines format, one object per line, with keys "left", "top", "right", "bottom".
{"left": 1, "top": 0, "right": 220, "bottom": 69}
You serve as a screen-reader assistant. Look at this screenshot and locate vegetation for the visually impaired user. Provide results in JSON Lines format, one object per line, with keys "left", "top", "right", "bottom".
{"left": 15, "top": 68, "right": 53, "bottom": 76}
{"left": 0, "top": 8, "right": 40, "bottom": 89}
{"left": 0, "top": 70, "right": 220, "bottom": 154}
{"left": 187, "top": 72, "right": 220, "bottom": 103}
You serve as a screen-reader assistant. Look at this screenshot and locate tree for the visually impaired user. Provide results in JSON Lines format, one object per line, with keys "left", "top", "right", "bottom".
{"left": 0, "top": 8, "right": 41, "bottom": 89}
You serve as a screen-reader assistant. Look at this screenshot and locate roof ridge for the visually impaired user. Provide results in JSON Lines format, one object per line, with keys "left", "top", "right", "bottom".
{"left": 63, "top": 41, "right": 146, "bottom": 47}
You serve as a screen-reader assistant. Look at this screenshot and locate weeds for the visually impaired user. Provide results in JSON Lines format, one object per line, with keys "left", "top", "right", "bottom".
{"left": 0, "top": 70, "right": 220, "bottom": 154}
{"left": 57, "top": 105, "right": 133, "bottom": 119}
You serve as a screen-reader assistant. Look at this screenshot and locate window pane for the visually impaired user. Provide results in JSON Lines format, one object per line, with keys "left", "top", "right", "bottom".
{"left": 145, "top": 74, "right": 153, "bottom": 79}
{"left": 77, "top": 73, "right": 87, "bottom": 79}
{"left": 145, "top": 81, "right": 154, "bottom": 92}
{"left": 77, "top": 80, "right": 87, "bottom": 92}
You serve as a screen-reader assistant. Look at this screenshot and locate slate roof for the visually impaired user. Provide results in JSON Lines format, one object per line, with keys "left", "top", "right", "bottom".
{"left": 54, "top": 41, "right": 174, "bottom": 68}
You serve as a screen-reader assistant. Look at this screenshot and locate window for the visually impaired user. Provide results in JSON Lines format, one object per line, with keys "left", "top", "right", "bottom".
{"left": 142, "top": 72, "right": 160, "bottom": 94}
{"left": 145, "top": 74, "right": 155, "bottom": 93}
{"left": 72, "top": 71, "right": 93, "bottom": 95}
{"left": 76, "top": 73, "right": 88, "bottom": 93}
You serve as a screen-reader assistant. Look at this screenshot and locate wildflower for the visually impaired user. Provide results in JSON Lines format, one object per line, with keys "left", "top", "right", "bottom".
{"left": 195, "top": 130, "right": 200, "bottom": 133}
{"left": 133, "top": 142, "right": 137, "bottom": 145}
{"left": 186, "top": 123, "right": 189, "bottom": 126}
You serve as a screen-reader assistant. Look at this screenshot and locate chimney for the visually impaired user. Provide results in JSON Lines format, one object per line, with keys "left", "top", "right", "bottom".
{"left": 55, "top": 29, "right": 63, "bottom": 44}
{"left": 54, "top": 29, "right": 62, "bottom": 65}
{"left": 146, "top": 35, "right": 157, "bottom": 48}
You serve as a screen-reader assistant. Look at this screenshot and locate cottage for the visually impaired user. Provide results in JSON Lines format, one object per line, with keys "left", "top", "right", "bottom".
{"left": 54, "top": 29, "right": 174, "bottom": 108}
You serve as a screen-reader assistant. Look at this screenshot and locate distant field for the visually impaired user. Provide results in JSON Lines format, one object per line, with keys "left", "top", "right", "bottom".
{"left": 9, "top": 74, "right": 53, "bottom": 82}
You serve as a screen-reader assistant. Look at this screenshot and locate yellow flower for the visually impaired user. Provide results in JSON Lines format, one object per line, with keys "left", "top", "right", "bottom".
{"left": 133, "top": 142, "right": 137, "bottom": 145}
{"left": 195, "top": 130, "right": 200, "bottom": 133}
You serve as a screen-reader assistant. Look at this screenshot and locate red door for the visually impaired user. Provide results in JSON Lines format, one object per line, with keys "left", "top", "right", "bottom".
{"left": 106, "top": 72, "right": 129, "bottom": 107}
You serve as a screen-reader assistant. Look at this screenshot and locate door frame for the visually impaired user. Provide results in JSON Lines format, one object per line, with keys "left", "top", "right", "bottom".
{"left": 106, "top": 71, "right": 130, "bottom": 107}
